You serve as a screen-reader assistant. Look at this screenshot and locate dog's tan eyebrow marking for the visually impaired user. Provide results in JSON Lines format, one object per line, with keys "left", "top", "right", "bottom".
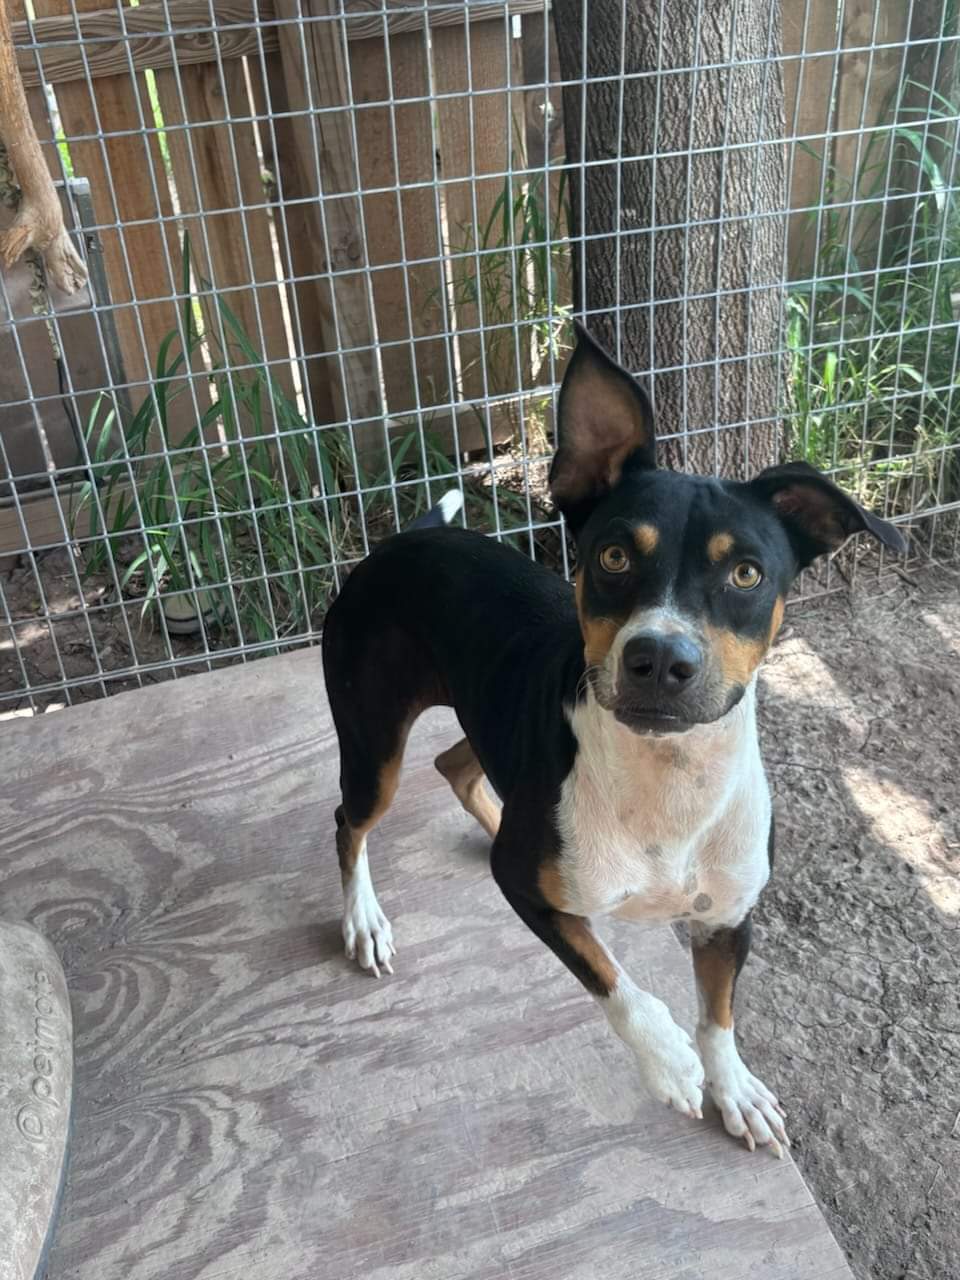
{"left": 707, "top": 532, "right": 735, "bottom": 562}
{"left": 633, "top": 523, "right": 659, "bottom": 555}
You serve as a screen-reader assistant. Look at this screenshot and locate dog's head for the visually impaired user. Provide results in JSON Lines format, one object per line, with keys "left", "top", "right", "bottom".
{"left": 551, "top": 325, "right": 907, "bottom": 735}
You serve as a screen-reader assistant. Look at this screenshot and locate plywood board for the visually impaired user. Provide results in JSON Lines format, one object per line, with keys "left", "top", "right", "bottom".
{"left": 1, "top": 648, "right": 854, "bottom": 1279}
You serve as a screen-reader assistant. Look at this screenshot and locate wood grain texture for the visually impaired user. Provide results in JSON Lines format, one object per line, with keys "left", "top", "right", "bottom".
{"left": 249, "top": 52, "right": 338, "bottom": 428}
{"left": 1, "top": 649, "right": 854, "bottom": 1279}
{"left": 350, "top": 30, "right": 452, "bottom": 417}
{"left": 782, "top": 1, "right": 842, "bottom": 276}
{"left": 434, "top": 18, "right": 514, "bottom": 411}
{"left": 274, "top": 0, "right": 384, "bottom": 434}
{"left": 151, "top": 31, "right": 296, "bottom": 409}
{"left": 13, "top": 0, "right": 547, "bottom": 89}
{"left": 833, "top": 0, "right": 910, "bottom": 261}
{"left": 34, "top": 0, "right": 193, "bottom": 441}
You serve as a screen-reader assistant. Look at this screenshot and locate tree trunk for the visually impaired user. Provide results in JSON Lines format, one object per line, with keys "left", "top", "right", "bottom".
{"left": 552, "top": 0, "right": 786, "bottom": 476}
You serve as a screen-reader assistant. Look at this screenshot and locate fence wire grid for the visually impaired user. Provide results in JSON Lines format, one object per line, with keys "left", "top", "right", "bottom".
{"left": 1, "top": 0, "right": 958, "bottom": 713}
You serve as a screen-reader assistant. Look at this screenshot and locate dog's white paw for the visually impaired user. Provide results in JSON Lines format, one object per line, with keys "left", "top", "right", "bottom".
{"left": 698, "top": 1025, "right": 789, "bottom": 1157}
{"left": 343, "top": 899, "right": 395, "bottom": 977}
{"left": 607, "top": 988, "right": 705, "bottom": 1119}
{"left": 342, "top": 852, "right": 396, "bottom": 978}
{"left": 636, "top": 1027, "right": 706, "bottom": 1118}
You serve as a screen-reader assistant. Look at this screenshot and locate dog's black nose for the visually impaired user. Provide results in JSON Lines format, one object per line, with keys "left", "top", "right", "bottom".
{"left": 621, "top": 632, "right": 702, "bottom": 694}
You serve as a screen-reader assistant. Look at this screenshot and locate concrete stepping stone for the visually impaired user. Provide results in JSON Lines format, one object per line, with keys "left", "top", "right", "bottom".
{"left": 0, "top": 920, "right": 73, "bottom": 1280}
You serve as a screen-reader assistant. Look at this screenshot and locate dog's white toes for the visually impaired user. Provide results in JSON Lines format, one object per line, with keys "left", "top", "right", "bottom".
{"left": 716, "top": 1084, "right": 791, "bottom": 1158}
{"left": 697, "top": 1027, "right": 790, "bottom": 1157}
{"left": 607, "top": 991, "right": 706, "bottom": 1122}
{"left": 750, "top": 1075, "right": 786, "bottom": 1115}
{"left": 341, "top": 848, "right": 396, "bottom": 978}
{"left": 342, "top": 906, "right": 395, "bottom": 978}
{"left": 640, "top": 1037, "right": 705, "bottom": 1119}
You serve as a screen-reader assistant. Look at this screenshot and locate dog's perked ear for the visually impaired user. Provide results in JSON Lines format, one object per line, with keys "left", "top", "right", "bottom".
{"left": 549, "top": 322, "right": 656, "bottom": 530}
{"left": 749, "top": 460, "right": 908, "bottom": 567}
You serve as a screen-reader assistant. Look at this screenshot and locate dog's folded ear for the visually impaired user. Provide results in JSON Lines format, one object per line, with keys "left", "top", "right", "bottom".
{"left": 549, "top": 322, "right": 656, "bottom": 529}
{"left": 749, "top": 460, "right": 908, "bottom": 564}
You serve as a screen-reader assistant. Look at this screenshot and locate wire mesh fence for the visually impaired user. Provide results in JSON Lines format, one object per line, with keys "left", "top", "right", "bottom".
{"left": 0, "top": 0, "right": 957, "bottom": 713}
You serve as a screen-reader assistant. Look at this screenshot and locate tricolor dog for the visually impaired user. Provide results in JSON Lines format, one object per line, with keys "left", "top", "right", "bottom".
{"left": 321, "top": 325, "right": 906, "bottom": 1157}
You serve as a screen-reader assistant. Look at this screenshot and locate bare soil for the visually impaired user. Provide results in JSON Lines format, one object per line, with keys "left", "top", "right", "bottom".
{"left": 2, "top": 548, "right": 959, "bottom": 1279}
{"left": 747, "top": 566, "right": 960, "bottom": 1280}
{"left": 1, "top": 545, "right": 238, "bottom": 712}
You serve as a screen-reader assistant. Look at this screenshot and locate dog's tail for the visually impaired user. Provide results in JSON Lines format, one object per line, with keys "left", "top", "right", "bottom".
{"left": 407, "top": 489, "right": 464, "bottom": 531}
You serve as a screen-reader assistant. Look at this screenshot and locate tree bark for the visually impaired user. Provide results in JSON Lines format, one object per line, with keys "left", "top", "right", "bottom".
{"left": 553, "top": 0, "right": 786, "bottom": 476}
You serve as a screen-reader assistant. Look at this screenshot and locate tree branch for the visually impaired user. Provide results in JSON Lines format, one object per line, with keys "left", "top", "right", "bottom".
{"left": 0, "top": 0, "right": 86, "bottom": 294}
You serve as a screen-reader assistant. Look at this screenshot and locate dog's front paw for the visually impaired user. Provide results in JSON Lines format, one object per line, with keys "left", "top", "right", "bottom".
{"left": 342, "top": 894, "right": 395, "bottom": 978}
{"left": 608, "top": 990, "right": 705, "bottom": 1119}
{"left": 698, "top": 1026, "right": 789, "bottom": 1157}
{"left": 636, "top": 1028, "right": 706, "bottom": 1119}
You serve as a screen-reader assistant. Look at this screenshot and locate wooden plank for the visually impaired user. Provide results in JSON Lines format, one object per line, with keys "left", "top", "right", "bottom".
{"left": 33, "top": 0, "right": 193, "bottom": 440}
{"left": 520, "top": 8, "right": 565, "bottom": 173}
{"left": 151, "top": 44, "right": 296, "bottom": 410}
{"left": 890, "top": 0, "right": 959, "bottom": 243}
{"left": 13, "top": 0, "right": 548, "bottom": 89}
{"left": 273, "top": 0, "right": 384, "bottom": 440}
{"left": 248, "top": 52, "right": 338, "bottom": 428}
{"left": 434, "top": 17, "right": 516, "bottom": 413}
{"left": 0, "top": 473, "right": 137, "bottom": 557}
{"left": 833, "top": 0, "right": 910, "bottom": 259}
{"left": 0, "top": 651, "right": 855, "bottom": 1279}
{"left": 782, "top": 1, "right": 842, "bottom": 278}
{"left": 349, "top": 30, "right": 452, "bottom": 419}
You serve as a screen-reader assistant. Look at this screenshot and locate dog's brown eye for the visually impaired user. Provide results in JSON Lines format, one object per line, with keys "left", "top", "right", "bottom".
{"left": 599, "top": 545, "right": 630, "bottom": 574}
{"left": 730, "top": 561, "right": 763, "bottom": 590}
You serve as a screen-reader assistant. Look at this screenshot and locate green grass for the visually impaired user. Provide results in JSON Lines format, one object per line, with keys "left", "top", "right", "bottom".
{"left": 70, "top": 235, "right": 553, "bottom": 648}
{"left": 786, "top": 79, "right": 960, "bottom": 517}
{"left": 71, "top": 76, "right": 959, "bottom": 656}
{"left": 443, "top": 141, "right": 573, "bottom": 429}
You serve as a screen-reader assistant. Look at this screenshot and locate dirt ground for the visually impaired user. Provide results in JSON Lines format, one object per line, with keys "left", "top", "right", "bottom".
{"left": 2, "top": 549, "right": 959, "bottom": 1279}
{"left": 0, "top": 545, "right": 220, "bottom": 713}
{"left": 745, "top": 565, "right": 960, "bottom": 1280}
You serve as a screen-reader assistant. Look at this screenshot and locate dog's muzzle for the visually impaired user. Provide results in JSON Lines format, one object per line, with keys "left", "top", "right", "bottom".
{"left": 611, "top": 629, "right": 707, "bottom": 734}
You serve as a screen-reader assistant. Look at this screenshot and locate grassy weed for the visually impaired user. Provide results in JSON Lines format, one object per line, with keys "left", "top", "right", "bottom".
{"left": 786, "top": 80, "right": 960, "bottom": 515}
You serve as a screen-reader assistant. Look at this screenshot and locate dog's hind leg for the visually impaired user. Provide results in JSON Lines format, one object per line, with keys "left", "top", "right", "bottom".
{"left": 435, "top": 737, "right": 501, "bottom": 839}
{"left": 323, "top": 596, "right": 443, "bottom": 975}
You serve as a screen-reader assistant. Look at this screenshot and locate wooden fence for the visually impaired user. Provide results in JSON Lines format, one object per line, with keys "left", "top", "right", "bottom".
{"left": 0, "top": 0, "right": 947, "bottom": 554}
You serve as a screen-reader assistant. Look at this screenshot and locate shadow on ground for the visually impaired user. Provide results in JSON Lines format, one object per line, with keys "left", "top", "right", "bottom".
{"left": 743, "top": 565, "right": 959, "bottom": 1280}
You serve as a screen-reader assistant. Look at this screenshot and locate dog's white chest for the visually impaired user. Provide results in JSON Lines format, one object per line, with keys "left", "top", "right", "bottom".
{"left": 555, "top": 695, "right": 771, "bottom": 928}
